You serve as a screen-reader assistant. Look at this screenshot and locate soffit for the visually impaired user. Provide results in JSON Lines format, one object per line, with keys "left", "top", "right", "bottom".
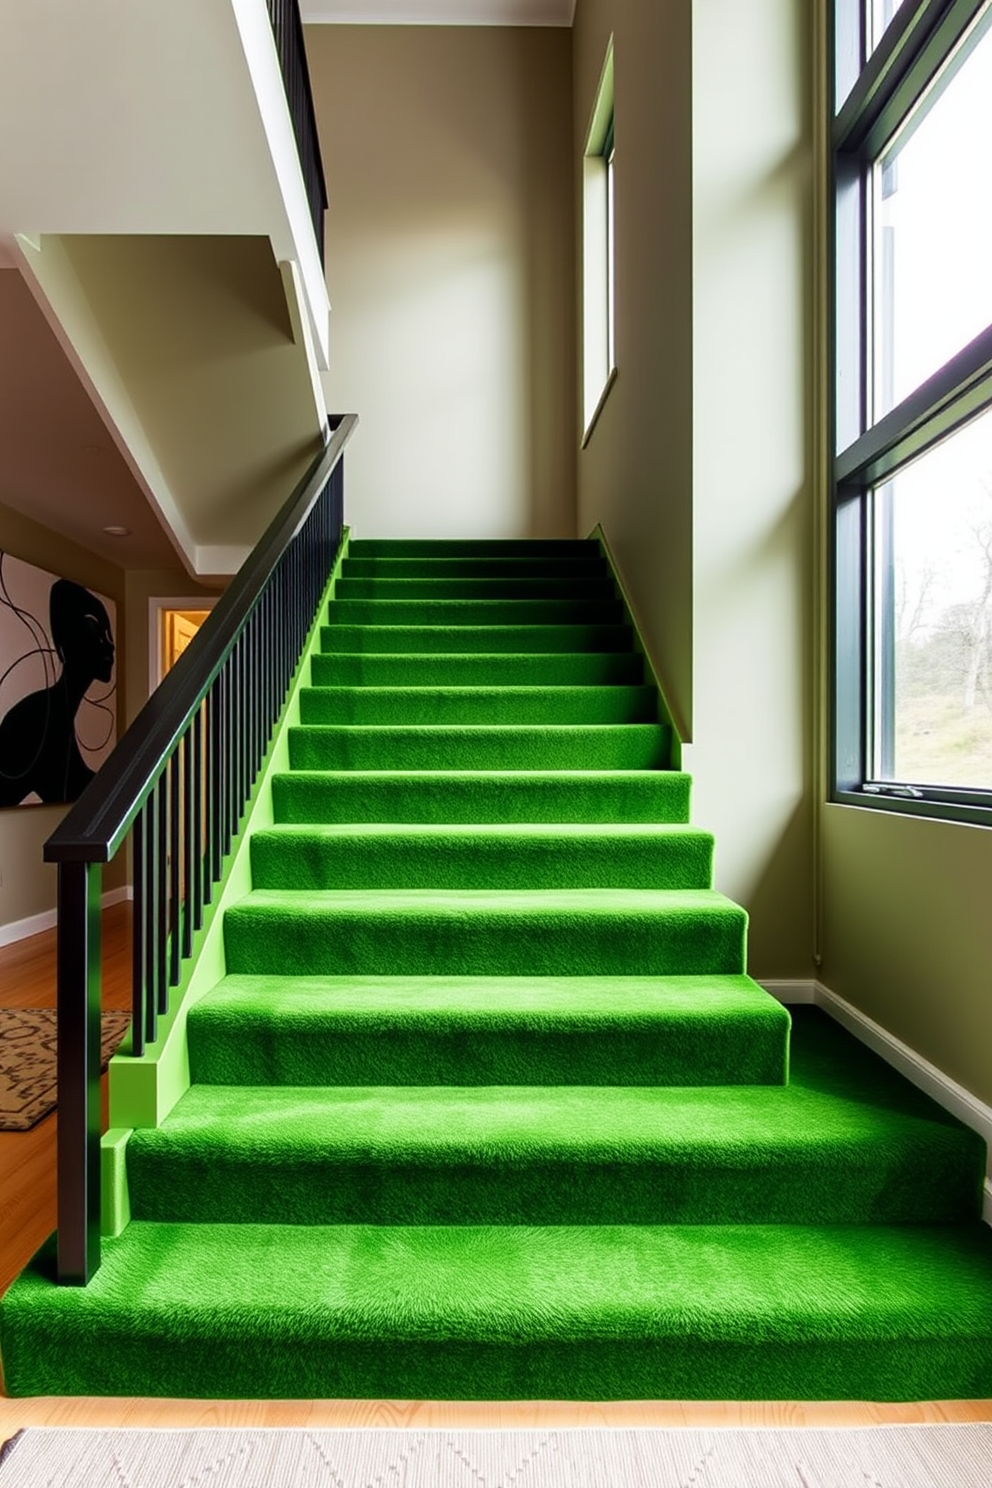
{"left": 302, "top": 0, "right": 575, "bottom": 24}
{"left": 0, "top": 268, "right": 181, "bottom": 570}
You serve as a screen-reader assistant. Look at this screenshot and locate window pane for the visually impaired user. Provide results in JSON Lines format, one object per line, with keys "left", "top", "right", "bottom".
{"left": 873, "top": 12, "right": 992, "bottom": 417}
{"left": 835, "top": 0, "right": 899, "bottom": 107}
{"left": 869, "top": 0, "right": 898, "bottom": 52}
{"left": 879, "top": 407, "right": 992, "bottom": 788}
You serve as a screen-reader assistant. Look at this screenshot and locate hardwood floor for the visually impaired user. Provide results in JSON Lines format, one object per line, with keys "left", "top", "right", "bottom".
{"left": 1, "top": 909, "right": 990, "bottom": 1431}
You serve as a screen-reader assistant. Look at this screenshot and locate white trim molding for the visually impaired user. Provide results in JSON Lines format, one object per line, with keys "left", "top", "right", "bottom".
{"left": 0, "top": 886, "right": 132, "bottom": 949}
{"left": 302, "top": 1, "right": 576, "bottom": 24}
{"left": 761, "top": 977, "right": 992, "bottom": 1225}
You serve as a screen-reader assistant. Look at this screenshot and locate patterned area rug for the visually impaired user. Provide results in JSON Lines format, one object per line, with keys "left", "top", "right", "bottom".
{"left": 1, "top": 1425, "right": 991, "bottom": 1487}
{"left": 0, "top": 1008, "right": 131, "bottom": 1131}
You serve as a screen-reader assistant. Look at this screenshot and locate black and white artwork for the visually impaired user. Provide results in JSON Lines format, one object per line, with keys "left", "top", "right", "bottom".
{"left": 0, "top": 551, "right": 117, "bottom": 807}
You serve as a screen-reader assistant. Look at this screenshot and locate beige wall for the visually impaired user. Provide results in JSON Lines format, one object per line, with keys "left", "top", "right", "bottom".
{"left": 687, "top": 0, "right": 813, "bottom": 976}
{"left": 573, "top": 0, "right": 694, "bottom": 732}
{"left": 574, "top": 0, "right": 814, "bottom": 978}
{"left": 306, "top": 25, "right": 576, "bottom": 539}
{"left": 0, "top": 500, "right": 128, "bottom": 928}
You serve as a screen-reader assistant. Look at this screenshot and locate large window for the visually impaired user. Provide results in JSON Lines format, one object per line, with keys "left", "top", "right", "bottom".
{"left": 832, "top": 0, "right": 992, "bottom": 824}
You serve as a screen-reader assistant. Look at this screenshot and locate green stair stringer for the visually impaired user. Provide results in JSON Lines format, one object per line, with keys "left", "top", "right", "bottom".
{"left": 98, "top": 528, "right": 354, "bottom": 1232}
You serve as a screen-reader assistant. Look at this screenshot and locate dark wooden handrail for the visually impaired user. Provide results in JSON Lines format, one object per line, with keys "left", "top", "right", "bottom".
{"left": 46, "top": 416, "right": 355, "bottom": 866}
{"left": 46, "top": 413, "right": 358, "bottom": 1286}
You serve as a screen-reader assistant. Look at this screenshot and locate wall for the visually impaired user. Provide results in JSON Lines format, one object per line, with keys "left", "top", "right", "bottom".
{"left": 574, "top": 0, "right": 814, "bottom": 977}
{"left": 0, "top": 500, "right": 128, "bottom": 930}
{"left": 306, "top": 24, "right": 576, "bottom": 539}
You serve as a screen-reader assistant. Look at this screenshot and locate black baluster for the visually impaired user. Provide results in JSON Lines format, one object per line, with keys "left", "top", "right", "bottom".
{"left": 193, "top": 705, "right": 204, "bottom": 932}
{"left": 203, "top": 689, "right": 214, "bottom": 908}
{"left": 169, "top": 750, "right": 181, "bottom": 987}
{"left": 156, "top": 772, "right": 168, "bottom": 1015}
{"left": 211, "top": 675, "right": 224, "bottom": 880}
{"left": 182, "top": 726, "right": 194, "bottom": 959}
{"left": 145, "top": 784, "right": 158, "bottom": 1045}
{"left": 132, "top": 809, "right": 145, "bottom": 1057}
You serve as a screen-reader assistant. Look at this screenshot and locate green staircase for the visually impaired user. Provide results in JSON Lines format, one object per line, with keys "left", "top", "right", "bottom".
{"left": 3, "top": 536, "right": 992, "bottom": 1400}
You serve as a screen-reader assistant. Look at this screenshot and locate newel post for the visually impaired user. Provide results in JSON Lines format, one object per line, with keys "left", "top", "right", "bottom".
{"left": 56, "top": 859, "right": 103, "bottom": 1284}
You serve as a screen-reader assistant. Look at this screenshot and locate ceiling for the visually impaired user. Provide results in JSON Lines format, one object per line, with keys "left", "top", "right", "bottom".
{"left": 301, "top": 0, "right": 575, "bottom": 23}
{"left": 0, "top": 266, "right": 181, "bottom": 570}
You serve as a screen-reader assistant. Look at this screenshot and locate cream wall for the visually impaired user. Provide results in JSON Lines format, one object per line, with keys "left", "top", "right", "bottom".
{"left": 573, "top": 0, "right": 694, "bottom": 731}
{"left": 306, "top": 24, "right": 576, "bottom": 539}
{"left": 687, "top": 0, "right": 813, "bottom": 976}
{"left": 574, "top": 0, "right": 814, "bottom": 977}
{"left": 0, "top": 501, "right": 128, "bottom": 930}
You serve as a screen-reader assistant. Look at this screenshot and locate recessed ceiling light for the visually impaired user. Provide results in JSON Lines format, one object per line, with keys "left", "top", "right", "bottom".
{"left": 103, "top": 524, "right": 130, "bottom": 537}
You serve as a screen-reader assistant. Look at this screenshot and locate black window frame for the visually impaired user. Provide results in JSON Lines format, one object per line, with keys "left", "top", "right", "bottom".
{"left": 830, "top": 0, "right": 992, "bottom": 827}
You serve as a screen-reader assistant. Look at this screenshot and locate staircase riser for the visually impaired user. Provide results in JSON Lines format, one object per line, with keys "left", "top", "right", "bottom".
{"left": 271, "top": 773, "right": 692, "bottom": 825}
{"left": 6, "top": 1295, "right": 991, "bottom": 1403}
{"left": 319, "top": 625, "right": 633, "bottom": 653}
{"left": 327, "top": 600, "right": 624, "bottom": 626}
{"left": 187, "top": 1016, "right": 788, "bottom": 1088}
{"left": 287, "top": 726, "right": 671, "bottom": 771}
{"left": 342, "top": 558, "right": 609, "bottom": 578}
{"left": 298, "top": 687, "right": 658, "bottom": 726}
{"left": 125, "top": 1152, "right": 981, "bottom": 1228}
{"left": 223, "top": 907, "right": 747, "bottom": 977}
{"left": 336, "top": 578, "right": 616, "bottom": 599}
{"left": 348, "top": 539, "right": 597, "bottom": 556}
{"left": 249, "top": 833, "right": 714, "bottom": 891}
{"left": 309, "top": 653, "right": 645, "bottom": 686}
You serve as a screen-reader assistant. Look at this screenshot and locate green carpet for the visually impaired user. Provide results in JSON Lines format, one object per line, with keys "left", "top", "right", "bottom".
{"left": 2, "top": 534, "right": 990, "bottom": 1401}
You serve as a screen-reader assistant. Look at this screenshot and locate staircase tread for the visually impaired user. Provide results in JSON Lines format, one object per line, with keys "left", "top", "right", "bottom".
{"left": 234, "top": 887, "right": 744, "bottom": 912}
{"left": 202, "top": 971, "right": 776, "bottom": 1013}
{"left": 11, "top": 1223, "right": 992, "bottom": 1339}
{"left": 139, "top": 1080, "right": 979, "bottom": 1160}
{"left": 252, "top": 823, "right": 710, "bottom": 840}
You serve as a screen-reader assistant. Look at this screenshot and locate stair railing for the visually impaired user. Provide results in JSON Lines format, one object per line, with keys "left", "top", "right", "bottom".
{"left": 44, "top": 414, "right": 358, "bottom": 1285}
{"left": 265, "top": 0, "right": 328, "bottom": 264}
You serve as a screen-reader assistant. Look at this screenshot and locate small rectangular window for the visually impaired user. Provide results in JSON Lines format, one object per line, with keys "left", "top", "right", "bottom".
{"left": 582, "top": 40, "right": 616, "bottom": 444}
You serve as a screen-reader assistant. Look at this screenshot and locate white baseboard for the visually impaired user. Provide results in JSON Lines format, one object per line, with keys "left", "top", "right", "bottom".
{"left": 760, "top": 976, "right": 992, "bottom": 1225}
{"left": 758, "top": 978, "right": 816, "bottom": 1004}
{"left": 0, "top": 886, "right": 133, "bottom": 948}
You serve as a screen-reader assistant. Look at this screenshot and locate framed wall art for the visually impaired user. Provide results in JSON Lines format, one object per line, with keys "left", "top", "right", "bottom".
{"left": 0, "top": 550, "right": 117, "bottom": 808}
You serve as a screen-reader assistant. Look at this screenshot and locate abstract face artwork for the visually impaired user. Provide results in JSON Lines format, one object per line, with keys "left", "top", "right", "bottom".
{"left": 0, "top": 551, "right": 117, "bottom": 807}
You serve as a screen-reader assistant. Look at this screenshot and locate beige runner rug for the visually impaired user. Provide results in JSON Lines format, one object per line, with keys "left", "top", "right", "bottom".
{"left": 0, "top": 1008, "right": 131, "bottom": 1131}
{"left": 1, "top": 1424, "right": 990, "bottom": 1486}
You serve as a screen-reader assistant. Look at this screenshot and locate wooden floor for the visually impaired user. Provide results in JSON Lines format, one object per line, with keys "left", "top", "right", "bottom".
{"left": 1, "top": 908, "right": 990, "bottom": 1432}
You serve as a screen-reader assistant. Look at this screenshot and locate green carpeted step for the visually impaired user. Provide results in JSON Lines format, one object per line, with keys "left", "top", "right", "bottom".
{"left": 249, "top": 823, "right": 714, "bottom": 891}
{"left": 326, "top": 598, "right": 623, "bottom": 627}
{"left": 298, "top": 685, "right": 658, "bottom": 727}
{"left": 309, "top": 651, "right": 645, "bottom": 687}
{"left": 124, "top": 1071, "right": 983, "bottom": 1228}
{"left": 342, "top": 556, "right": 608, "bottom": 578}
{"left": 349, "top": 538, "right": 595, "bottom": 556}
{"left": 336, "top": 576, "right": 617, "bottom": 600}
{"left": 288, "top": 723, "right": 671, "bottom": 771}
{"left": 5, "top": 1223, "right": 992, "bottom": 1399}
{"left": 320, "top": 623, "right": 633, "bottom": 654}
{"left": 223, "top": 888, "right": 747, "bottom": 977}
{"left": 272, "top": 770, "right": 692, "bottom": 824}
{"left": 187, "top": 974, "right": 788, "bottom": 1087}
